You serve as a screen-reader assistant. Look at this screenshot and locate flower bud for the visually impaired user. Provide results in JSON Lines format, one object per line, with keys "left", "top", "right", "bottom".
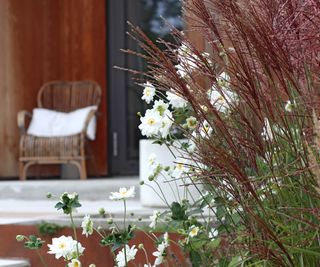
{"left": 138, "top": 243, "right": 144, "bottom": 249}
{"left": 139, "top": 181, "right": 144, "bottom": 185}
{"left": 46, "top": 192, "right": 52, "bottom": 199}
{"left": 98, "top": 208, "right": 106, "bottom": 216}
{"left": 16, "top": 235, "right": 25, "bottom": 242}
{"left": 164, "top": 166, "right": 170, "bottom": 172}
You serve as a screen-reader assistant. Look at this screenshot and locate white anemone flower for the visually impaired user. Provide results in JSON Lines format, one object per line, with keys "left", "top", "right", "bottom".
{"left": 68, "top": 240, "right": 85, "bottom": 260}
{"left": 115, "top": 245, "right": 138, "bottom": 267}
{"left": 153, "top": 242, "right": 167, "bottom": 266}
{"left": 186, "top": 140, "right": 196, "bottom": 153}
{"left": 208, "top": 72, "right": 237, "bottom": 112}
{"left": 166, "top": 91, "right": 188, "bottom": 109}
{"left": 81, "top": 214, "right": 93, "bottom": 237}
{"left": 199, "top": 120, "right": 213, "bottom": 138}
{"left": 48, "top": 235, "right": 74, "bottom": 259}
{"left": 208, "top": 90, "right": 235, "bottom": 112}
{"left": 189, "top": 225, "right": 200, "bottom": 238}
{"left": 110, "top": 186, "right": 135, "bottom": 200}
{"left": 208, "top": 228, "right": 218, "bottom": 240}
{"left": 149, "top": 210, "right": 161, "bottom": 228}
{"left": 153, "top": 100, "right": 169, "bottom": 116}
{"left": 285, "top": 100, "right": 295, "bottom": 112}
{"left": 141, "top": 82, "right": 156, "bottom": 104}
{"left": 139, "top": 109, "right": 163, "bottom": 137}
{"left": 48, "top": 236, "right": 85, "bottom": 260}
{"left": 68, "top": 259, "right": 81, "bottom": 267}
{"left": 159, "top": 110, "right": 173, "bottom": 138}
{"left": 217, "top": 72, "right": 230, "bottom": 88}
{"left": 185, "top": 116, "right": 197, "bottom": 130}
{"left": 171, "top": 160, "right": 188, "bottom": 179}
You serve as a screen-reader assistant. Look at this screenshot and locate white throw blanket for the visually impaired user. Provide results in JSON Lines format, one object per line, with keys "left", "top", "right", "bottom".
{"left": 27, "top": 106, "right": 98, "bottom": 140}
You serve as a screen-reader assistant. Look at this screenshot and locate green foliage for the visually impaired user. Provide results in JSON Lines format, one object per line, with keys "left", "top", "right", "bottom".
{"left": 38, "top": 222, "right": 62, "bottom": 236}
{"left": 24, "top": 235, "right": 44, "bottom": 250}
{"left": 54, "top": 192, "right": 81, "bottom": 215}
{"left": 170, "top": 201, "right": 188, "bottom": 221}
{"left": 100, "top": 225, "right": 134, "bottom": 252}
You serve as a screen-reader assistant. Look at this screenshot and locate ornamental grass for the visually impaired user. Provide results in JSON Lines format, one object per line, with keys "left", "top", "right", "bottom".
{"left": 124, "top": 0, "right": 320, "bottom": 266}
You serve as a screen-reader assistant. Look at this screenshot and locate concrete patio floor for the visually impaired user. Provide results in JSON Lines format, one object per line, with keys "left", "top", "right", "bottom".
{"left": 0, "top": 177, "right": 162, "bottom": 226}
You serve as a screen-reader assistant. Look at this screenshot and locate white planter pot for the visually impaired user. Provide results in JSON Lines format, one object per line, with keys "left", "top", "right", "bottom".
{"left": 139, "top": 139, "right": 200, "bottom": 208}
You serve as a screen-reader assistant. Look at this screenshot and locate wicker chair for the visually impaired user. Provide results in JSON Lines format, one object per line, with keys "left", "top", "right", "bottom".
{"left": 17, "top": 81, "right": 102, "bottom": 180}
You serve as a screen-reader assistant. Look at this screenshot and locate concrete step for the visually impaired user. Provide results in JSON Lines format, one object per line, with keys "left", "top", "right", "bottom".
{"left": 0, "top": 177, "right": 139, "bottom": 201}
{"left": 0, "top": 259, "right": 30, "bottom": 267}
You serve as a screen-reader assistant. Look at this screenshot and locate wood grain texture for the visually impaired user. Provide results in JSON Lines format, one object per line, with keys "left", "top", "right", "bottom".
{"left": 0, "top": 0, "right": 108, "bottom": 177}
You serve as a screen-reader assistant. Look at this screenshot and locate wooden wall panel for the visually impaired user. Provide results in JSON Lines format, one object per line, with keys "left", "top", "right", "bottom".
{"left": 0, "top": 0, "right": 108, "bottom": 178}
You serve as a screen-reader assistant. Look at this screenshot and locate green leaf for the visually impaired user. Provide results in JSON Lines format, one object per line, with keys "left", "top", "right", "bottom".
{"left": 190, "top": 250, "right": 201, "bottom": 267}
{"left": 171, "top": 202, "right": 187, "bottom": 221}
{"left": 24, "top": 235, "right": 44, "bottom": 250}
{"left": 209, "top": 237, "right": 221, "bottom": 249}
{"left": 38, "top": 222, "right": 62, "bottom": 236}
{"left": 228, "top": 256, "right": 241, "bottom": 267}
{"left": 54, "top": 202, "right": 64, "bottom": 210}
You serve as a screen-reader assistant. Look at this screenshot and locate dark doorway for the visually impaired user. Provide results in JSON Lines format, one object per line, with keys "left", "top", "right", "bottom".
{"left": 107, "top": 0, "right": 183, "bottom": 175}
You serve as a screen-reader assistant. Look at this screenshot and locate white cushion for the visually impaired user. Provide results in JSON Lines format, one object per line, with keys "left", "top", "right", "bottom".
{"left": 27, "top": 106, "right": 98, "bottom": 140}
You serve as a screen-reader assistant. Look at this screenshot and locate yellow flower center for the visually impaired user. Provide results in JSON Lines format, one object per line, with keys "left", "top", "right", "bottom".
{"left": 187, "top": 120, "right": 196, "bottom": 128}
{"left": 145, "top": 89, "right": 150, "bottom": 96}
{"left": 147, "top": 118, "right": 156, "bottom": 125}
{"left": 217, "top": 96, "right": 224, "bottom": 102}
{"left": 177, "top": 163, "right": 183, "bottom": 170}
{"left": 120, "top": 191, "right": 127, "bottom": 196}
{"left": 190, "top": 228, "right": 198, "bottom": 235}
{"left": 58, "top": 243, "right": 66, "bottom": 249}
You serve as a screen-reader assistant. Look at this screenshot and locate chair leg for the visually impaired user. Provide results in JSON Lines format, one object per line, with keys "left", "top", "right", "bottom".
{"left": 19, "top": 162, "right": 27, "bottom": 181}
{"left": 80, "top": 159, "right": 87, "bottom": 180}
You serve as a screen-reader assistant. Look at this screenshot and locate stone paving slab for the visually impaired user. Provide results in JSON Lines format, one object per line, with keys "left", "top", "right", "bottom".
{"left": 0, "top": 199, "right": 164, "bottom": 226}
{"left": 0, "top": 259, "right": 29, "bottom": 267}
{"left": 0, "top": 177, "right": 166, "bottom": 226}
{"left": 0, "top": 177, "right": 139, "bottom": 200}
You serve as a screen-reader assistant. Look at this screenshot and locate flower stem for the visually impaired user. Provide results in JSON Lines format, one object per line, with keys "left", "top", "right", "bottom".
{"left": 35, "top": 249, "right": 48, "bottom": 267}
{"left": 123, "top": 199, "right": 128, "bottom": 267}
{"left": 70, "top": 212, "right": 80, "bottom": 258}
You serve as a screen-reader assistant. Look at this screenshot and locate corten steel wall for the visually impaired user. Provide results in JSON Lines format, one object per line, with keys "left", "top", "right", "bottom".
{"left": 0, "top": 224, "right": 184, "bottom": 266}
{"left": 0, "top": 0, "right": 108, "bottom": 178}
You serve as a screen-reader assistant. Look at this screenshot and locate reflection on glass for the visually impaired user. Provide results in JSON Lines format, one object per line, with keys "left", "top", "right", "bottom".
{"left": 126, "top": 0, "right": 182, "bottom": 160}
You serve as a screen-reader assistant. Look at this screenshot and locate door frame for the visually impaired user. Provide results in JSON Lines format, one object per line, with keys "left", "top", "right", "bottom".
{"left": 107, "top": 0, "right": 139, "bottom": 175}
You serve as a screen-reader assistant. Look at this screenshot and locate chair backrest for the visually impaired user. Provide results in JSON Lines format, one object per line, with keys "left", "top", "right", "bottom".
{"left": 37, "top": 81, "right": 102, "bottom": 112}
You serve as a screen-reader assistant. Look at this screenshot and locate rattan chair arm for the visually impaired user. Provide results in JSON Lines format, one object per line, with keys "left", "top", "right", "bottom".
{"left": 17, "top": 110, "right": 32, "bottom": 134}
{"left": 82, "top": 109, "right": 98, "bottom": 134}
